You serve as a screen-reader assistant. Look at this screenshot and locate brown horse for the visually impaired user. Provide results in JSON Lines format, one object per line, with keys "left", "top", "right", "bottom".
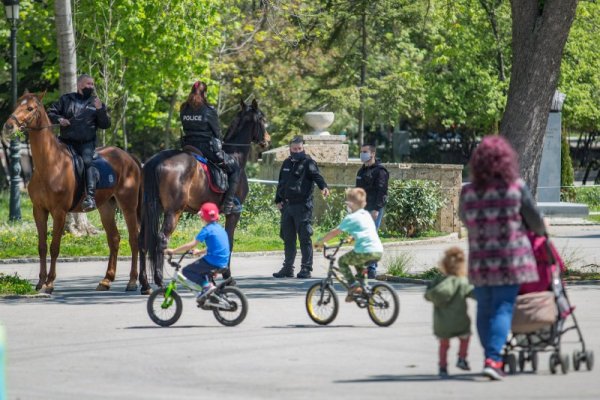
{"left": 1, "top": 93, "right": 142, "bottom": 294}
{"left": 139, "top": 99, "right": 269, "bottom": 294}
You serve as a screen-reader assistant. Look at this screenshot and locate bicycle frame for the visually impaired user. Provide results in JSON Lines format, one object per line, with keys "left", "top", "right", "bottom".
{"left": 161, "top": 252, "right": 206, "bottom": 309}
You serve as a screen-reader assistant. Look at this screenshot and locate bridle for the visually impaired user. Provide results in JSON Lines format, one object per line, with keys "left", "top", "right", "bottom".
{"left": 223, "top": 107, "right": 269, "bottom": 148}
{"left": 6, "top": 96, "right": 56, "bottom": 132}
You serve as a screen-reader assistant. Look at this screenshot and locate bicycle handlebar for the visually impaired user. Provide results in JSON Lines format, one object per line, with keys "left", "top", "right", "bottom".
{"left": 166, "top": 250, "right": 192, "bottom": 268}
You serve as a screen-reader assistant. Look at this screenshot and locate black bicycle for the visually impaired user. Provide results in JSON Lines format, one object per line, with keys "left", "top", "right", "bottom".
{"left": 306, "top": 239, "right": 400, "bottom": 327}
{"left": 147, "top": 251, "right": 248, "bottom": 327}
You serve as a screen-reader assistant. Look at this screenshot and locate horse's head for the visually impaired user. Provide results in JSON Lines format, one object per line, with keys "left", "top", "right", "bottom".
{"left": 2, "top": 91, "right": 45, "bottom": 142}
{"left": 227, "top": 98, "right": 270, "bottom": 150}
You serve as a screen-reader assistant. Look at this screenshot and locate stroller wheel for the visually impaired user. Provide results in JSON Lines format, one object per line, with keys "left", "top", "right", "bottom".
{"left": 518, "top": 351, "right": 526, "bottom": 372}
{"left": 531, "top": 351, "right": 539, "bottom": 372}
{"left": 560, "top": 353, "right": 570, "bottom": 374}
{"left": 573, "top": 350, "right": 581, "bottom": 371}
{"left": 549, "top": 353, "right": 558, "bottom": 374}
{"left": 585, "top": 350, "right": 594, "bottom": 371}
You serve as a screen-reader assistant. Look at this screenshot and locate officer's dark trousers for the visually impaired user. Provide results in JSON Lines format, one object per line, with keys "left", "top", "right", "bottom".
{"left": 71, "top": 140, "right": 98, "bottom": 196}
{"left": 280, "top": 203, "right": 313, "bottom": 271}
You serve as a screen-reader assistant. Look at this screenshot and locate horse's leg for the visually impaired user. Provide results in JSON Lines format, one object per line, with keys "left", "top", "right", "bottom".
{"left": 224, "top": 213, "right": 241, "bottom": 280}
{"left": 121, "top": 203, "right": 139, "bottom": 292}
{"left": 32, "top": 206, "right": 49, "bottom": 291}
{"left": 138, "top": 222, "right": 152, "bottom": 295}
{"left": 43, "top": 210, "right": 67, "bottom": 294}
{"left": 96, "top": 200, "right": 120, "bottom": 290}
{"left": 156, "top": 211, "right": 182, "bottom": 284}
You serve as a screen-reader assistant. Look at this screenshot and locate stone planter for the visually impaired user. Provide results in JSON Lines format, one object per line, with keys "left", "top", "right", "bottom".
{"left": 304, "top": 112, "right": 335, "bottom": 135}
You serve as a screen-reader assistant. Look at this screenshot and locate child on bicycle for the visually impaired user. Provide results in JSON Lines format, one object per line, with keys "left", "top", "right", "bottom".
{"left": 424, "top": 246, "right": 474, "bottom": 377}
{"left": 315, "top": 188, "right": 383, "bottom": 302}
{"left": 165, "top": 202, "right": 230, "bottom": 303}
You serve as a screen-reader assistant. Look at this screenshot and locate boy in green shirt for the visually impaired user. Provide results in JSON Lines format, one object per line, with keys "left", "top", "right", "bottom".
{"left": 316, "top": 188, "right": 383, "bottom": 302}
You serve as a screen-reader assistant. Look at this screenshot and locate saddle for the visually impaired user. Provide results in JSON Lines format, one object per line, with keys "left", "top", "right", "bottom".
{"left": 63, "top": 144, "right": 117, "bottom": 210}
{"left": 182, "top": 145, "right": 228, "bottom": 194}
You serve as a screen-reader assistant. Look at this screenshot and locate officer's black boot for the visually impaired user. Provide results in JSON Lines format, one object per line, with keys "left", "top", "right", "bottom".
{"left": 82, "top": 167, "right": 98, "bottom": 212}
{"left": 221, "top": 167, "right": 242, "bottom": 215}
{"left": 273, "top": 265, "right": 294, "bottom": 278}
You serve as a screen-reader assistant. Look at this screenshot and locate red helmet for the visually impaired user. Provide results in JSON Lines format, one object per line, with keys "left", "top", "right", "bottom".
{"left": 198, "top": 202, "right": 220, "bottom": 222}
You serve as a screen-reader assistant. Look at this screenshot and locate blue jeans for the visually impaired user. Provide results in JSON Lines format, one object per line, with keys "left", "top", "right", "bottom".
{"left": 182, "top": 257, "right": 224, "bottom": 288}
{"left": 368, "top": 208, "right": 384, "bottom": 272}
{"left": 473, "top": 285, "right": 519, "bottom": 362}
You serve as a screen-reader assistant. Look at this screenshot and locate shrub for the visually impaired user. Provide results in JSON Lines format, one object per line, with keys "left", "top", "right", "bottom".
{"left": 239, "top": 182, "right": 279, "bottom": 228}
{"left": 574, "top": 186, "right": 600, "bottom": 211}
{"left": 560, "top": 134, "right": 576, "bottom": 202}
{"left": 383, "top": 252, "right": 414, "bottom": 276}
{"left": 0, "top": 273, "right": 36, "bottom": 295}
{"left": 317, "top": 188, "right": 347, "bottom": 231}
{"left": 383, "top": 180, "right": 446, "bottom": 237}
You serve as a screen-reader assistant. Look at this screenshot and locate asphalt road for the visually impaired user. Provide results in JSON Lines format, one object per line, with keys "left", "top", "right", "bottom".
{"left": 1, "top": 230, "right": 599, "bottom": 400}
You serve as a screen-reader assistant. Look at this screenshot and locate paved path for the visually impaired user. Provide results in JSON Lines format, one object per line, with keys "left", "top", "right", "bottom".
{"left": 1, "top": 226, "right": 599, "bottom": 400}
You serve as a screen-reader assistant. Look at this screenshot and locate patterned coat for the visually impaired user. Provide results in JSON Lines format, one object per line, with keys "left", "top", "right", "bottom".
{"left": 459, "top": 179, "right": 546, "bottom": 287}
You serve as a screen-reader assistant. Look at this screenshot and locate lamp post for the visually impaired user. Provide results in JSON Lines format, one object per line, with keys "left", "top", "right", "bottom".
{"left": 4, "top": 0, "right": 21, "bottom": 221}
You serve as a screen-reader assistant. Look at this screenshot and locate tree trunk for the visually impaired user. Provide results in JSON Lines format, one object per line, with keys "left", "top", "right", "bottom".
{"left": 54, "top": 0, "right": 98, "bottom": 236}
{"left": 358, "top": 6, "right": 367, "bottom": 148}
{"left": 500, "top": 0, "right": 578, "bottom": 197}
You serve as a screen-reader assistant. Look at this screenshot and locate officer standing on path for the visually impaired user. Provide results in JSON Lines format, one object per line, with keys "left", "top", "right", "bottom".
{"left": 356, "top": 144, "right": 389, "bottom": 278}
{"left": 47, "top": 74, "right": 111, "bottom": 212}
{"left": 273, "top": 136, "right": 330, "bottom": 279}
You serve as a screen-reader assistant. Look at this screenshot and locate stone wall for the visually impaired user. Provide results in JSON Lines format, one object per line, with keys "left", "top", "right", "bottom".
{"left": 258, "top": 135, "right": 463, "bottom": 233}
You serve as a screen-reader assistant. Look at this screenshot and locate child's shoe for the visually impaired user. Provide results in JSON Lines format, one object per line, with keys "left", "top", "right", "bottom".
{"left": 456, "top": 358, "right": 470, "bottom": 371}
{"left": 482, "top": 358, "right": 505, "bottom": 380}
{"left": 438, "top": 366, "right": 448, "bottom": 378}
{"left": 345, "top": 285, "right": 362, "bottom": 302}
{"left": 196, "top": 283, "right": 216, "bottom": 305}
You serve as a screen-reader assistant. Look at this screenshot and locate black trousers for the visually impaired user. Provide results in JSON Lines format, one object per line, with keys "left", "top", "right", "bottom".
{"left": 280, "top": 203, "right": 314, "bottom": 271}
{"left": 70, "top": 140, "right": 98, "bottom": 193}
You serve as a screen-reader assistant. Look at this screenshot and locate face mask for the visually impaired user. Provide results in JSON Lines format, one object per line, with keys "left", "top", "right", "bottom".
{"left": 290, "top": 151, "right": 305, "bottom": 161}
{"left": 360, "top": 151, "right": 372, "bottom": 163}
{"left": 81, "top": 87, "right": 94, "bottom": 99}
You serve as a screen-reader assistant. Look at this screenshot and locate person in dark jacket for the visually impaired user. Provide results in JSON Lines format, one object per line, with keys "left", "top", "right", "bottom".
{"left": 47, "top": 74, "right": 111, "bottom": 211}
{"left": 272, "top": 136, "right": 330, "bottom": 279}
{"left": 180, "top": 81, "right": 241, "bottom": 214}
{"left": 356, "top": 144, "right": 389, "bottom": 278}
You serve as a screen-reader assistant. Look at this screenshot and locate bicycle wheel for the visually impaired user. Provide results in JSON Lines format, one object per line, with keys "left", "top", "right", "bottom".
{"left": 306, "top": 282, "right": 339, "bottom": 325}
{"left": 367, "top": 283, "right": 399, "bottom": 327}
{"left": 212, "top": 286, "right": 248, "bottom": 327}
{"left": 147, "top": 287, "right": 183, "bottom": 327}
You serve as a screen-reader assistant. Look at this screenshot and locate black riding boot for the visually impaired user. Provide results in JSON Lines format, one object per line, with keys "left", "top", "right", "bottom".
{"left": 82, "top": 166, "right": 98, "bottom": 212}
{"left": 221, "top": 165, "right": 242, "bottom": 215}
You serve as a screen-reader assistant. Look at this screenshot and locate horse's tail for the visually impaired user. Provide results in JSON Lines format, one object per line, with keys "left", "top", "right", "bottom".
{"left": 140, "top": 150, "right": 178, "bottom": 284}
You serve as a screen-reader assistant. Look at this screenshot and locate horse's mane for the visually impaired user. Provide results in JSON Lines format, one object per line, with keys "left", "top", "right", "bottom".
{"left": 223, "top": 109, "right": 243, "bottom": 143}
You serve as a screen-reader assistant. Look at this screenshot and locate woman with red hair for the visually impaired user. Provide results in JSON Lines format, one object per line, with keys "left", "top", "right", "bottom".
{"left": 459, "top": 135, "right": 546, "bottom": 380}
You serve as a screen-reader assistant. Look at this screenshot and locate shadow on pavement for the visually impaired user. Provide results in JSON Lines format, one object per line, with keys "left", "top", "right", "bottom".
{"left": 264, "top": 324, "right": 365, "bottom": 329}
{"left": 334, "top": 373, "right": 483, "bottom": 383}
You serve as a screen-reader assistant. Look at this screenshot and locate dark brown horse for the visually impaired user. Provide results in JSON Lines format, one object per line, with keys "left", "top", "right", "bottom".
{"left": 139, "top": 99, "right": 269, "bottom": 294}
{"left": 1, "top": 93, "right": 142, "bottom": 293}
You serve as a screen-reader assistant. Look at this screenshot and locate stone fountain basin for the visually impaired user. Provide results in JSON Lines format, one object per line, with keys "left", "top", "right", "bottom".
{"left": 304, "top": 112, "right": 335, "bottom": 130}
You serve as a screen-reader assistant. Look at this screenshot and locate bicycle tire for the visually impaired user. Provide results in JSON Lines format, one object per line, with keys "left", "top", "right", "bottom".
{"left": 306, "top": 282, "right": 339, "bottom": 325}
{"left": 147, "top": 287, "right": 183, "bottom": 327}
{"left": 212, "top": 286, "right": 248, "bottom": 326}
{"left": 367, "top": 283, "right": 399, "bottom": 327}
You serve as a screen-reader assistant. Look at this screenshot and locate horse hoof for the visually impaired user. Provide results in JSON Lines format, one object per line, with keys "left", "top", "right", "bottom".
{"left": 125, "top": 283, "right": 138, "bottom": 292}
{"left": 141, "top": 287, "right": 153, "bottom": 295}
{"left": 38, "top": 285, "right": 53, "bottom": 294}
{"left": 96, "top": 283, "right": 110, "bottom": 291}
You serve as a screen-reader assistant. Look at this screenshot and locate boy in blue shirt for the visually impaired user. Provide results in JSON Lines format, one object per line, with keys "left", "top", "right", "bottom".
{"left": 165, "top": 202, "right": 230, "bottom": 303}
{"left": 315, "top": 188, "right": 383, "bottom": 301}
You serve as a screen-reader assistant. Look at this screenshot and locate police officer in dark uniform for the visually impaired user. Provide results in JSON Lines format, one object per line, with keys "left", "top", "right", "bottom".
{"left": 356, "top": 144, "right": 389, "bottom": 278}
{"left": 179, "top": 81, "right": 241, "bottom": 214}
{"left": 47, "top": 74, "right": 111, "bottom": 211}
{"left": 273, "top": 136, "right": 330, "bottom": 279}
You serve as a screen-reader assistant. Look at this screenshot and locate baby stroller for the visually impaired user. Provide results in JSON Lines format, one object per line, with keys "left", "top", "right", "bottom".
{"left": 501, "top": 233, "right": 594, "bottom": 375}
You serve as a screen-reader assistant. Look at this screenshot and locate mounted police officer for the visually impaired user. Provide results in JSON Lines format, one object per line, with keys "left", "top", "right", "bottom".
{"left": 356, "top": 144, "right": 389, "bottom": 278}
{"left": 272, "top": 136, "right": 330, "bottom": 279}
{"left": 47, "top": 74, "right": 111, "bottom": 212}
{"left": 179, "top": 81, "right": 241, "bottom": 214}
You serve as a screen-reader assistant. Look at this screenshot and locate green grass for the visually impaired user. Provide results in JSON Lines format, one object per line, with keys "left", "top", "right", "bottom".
{"left": 0, "top": 273, "right": 37, "bottom": 295}
{"left": 587, "top": 214, "right": 600, "bottom": 223}
{"left": 1, "top": 192, "right": 444, "bottom": 258}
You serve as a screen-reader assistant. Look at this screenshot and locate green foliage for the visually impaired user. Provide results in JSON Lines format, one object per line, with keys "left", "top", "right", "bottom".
{"left": 574, "top": 186, "right": 600, "bottom": 211}
{"left": 0, "top": 273, "right": 36, "bottom": 295}
{"left": 384, "top": 252, "right": 414, "bottom": 277}
{"left": 317, "top": 188, "right": 347, "bottom": 231}
{"left": 384, "top": 180, "right": 446, "bottom": 237}
{"left": 239, "top": 183, "right": 279, "bottom": 229}
{"left": 560, "top": 134, "right": 576, "bottom": 202}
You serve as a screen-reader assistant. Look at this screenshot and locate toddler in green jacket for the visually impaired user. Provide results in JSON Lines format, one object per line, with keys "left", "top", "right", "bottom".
{"left": 425, "top": 246, "right": 474, "bottom": 377}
